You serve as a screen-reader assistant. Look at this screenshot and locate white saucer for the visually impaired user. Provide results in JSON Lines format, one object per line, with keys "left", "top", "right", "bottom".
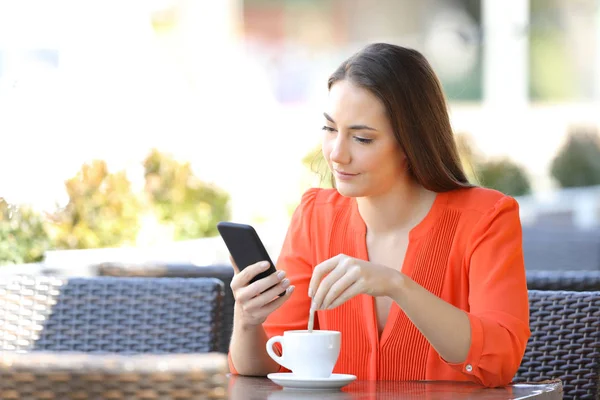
{"left": 267, "top": 373, "right": 357, "bottom": 390}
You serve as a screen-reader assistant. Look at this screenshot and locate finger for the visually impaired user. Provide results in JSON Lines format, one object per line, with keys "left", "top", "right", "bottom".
{"left": 308, "top": 254, "right": 345, "bottom": 298}
{"left": 320, "top": 267, "right": 360, "bottom": 309}
{"left": 243, "top": 276, "right": 292, "bottom": 310}
{"left": 230, "top": 261, "right": 270, "bottom": 290}
{"left": 235, "top": 270, "right": 286, "bottom": 303}
{"left": 229, "top": 255, "right": 240, "bottom": 274}
{"left": 260, "top": 285, "right": 295, "bottom": 315}
{"left": 326, "top": 281, "right": 362, "bottom": 310}
{"left": 311, "top": 260, "right": 353, "bottom": 310}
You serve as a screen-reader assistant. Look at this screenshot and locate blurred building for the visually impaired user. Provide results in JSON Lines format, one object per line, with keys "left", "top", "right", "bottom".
{"left": 240, "top": 0, "right": 600, "bottom": 216}
{"left": 0, "top": 0, "right": 599, "bottom": 234}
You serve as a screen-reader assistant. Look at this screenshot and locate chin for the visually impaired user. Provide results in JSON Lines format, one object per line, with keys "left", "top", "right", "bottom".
{"left": 334, "top": 182, "right": 367, "bottom": 198}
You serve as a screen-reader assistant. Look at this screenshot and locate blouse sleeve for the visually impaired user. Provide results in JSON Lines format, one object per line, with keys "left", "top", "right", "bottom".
{"left": 228, "top": 188, "right": 318, "bottom": 374}
{"left": 443, "top": 196, "right": 531, "bottom": 387}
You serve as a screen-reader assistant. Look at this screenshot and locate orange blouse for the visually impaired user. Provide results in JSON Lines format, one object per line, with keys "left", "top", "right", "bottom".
{"left": 229, "top": 187, "right": 530, "bottom": 388}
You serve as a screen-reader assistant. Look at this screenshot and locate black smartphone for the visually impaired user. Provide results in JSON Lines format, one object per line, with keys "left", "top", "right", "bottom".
{"left": 217, "top": 221, "right": 286, "bottom": 297}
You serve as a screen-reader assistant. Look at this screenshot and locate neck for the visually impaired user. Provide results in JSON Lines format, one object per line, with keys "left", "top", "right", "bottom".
{"left": 355, "top": 180, "right": 437, "bottom": 236}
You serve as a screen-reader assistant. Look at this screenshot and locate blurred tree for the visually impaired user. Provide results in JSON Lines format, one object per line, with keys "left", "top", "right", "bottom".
{"left": 551, "top": 127, "right": 600, "bottom": 188}
{"left": 301, "top": 144, "right": 334, "bottom": 189}
{"left": 143, "top": 149, "right": 230, "bottom": 240}
{"left": 455, "top": 132, "right": 481, "bottom": 185}
{"left": 476, "top": 159, "right": 532, "bottom": 197}
{"left": 0, "top": 198, "right": 51, "bottom": 265}
{"left": 529, "top": 0, "right": 597, "bottom": 101}
{"left": 49, "top": 160, "right": 142, "bottom": 249}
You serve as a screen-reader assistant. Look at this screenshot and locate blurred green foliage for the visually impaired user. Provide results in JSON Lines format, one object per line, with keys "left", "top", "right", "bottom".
{"left": 529, "top": 0, "right": 578, "bottom": 101}
{"left": 457, "top": 133, "right": 532, "bottom": 196}
{"left": 143, "top": 149, "right": 231, "bottom": 240}
{"left": 301, "top": 145, "right": 334, "bottom": 189}
{"left": 49, "top": 160, "right": 142, "bottom": 249}
{"left": 551, "top": 127, "right": 600, "bottom": 188}
{"left": 455, "top": 133, "right": 481, "bottom": 185}
{"left": 0, "top": 198, "right": 51, "bottom": 265}
{"left": 0, "top": 150, "right": 231, "bottom": 265}
{"left": 476, "top": 159, "right": 532, "bottom": 197}
{"left": 529, "top": 29, "right": 573, "bottom": 100}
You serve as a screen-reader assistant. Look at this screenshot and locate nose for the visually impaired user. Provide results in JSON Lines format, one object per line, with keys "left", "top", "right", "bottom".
{"left": 329, "top": 134, "right": 351, "bottom": 166}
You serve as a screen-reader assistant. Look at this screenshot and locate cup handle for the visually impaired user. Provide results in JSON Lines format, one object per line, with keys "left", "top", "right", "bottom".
{"left": 266, "top": 335, "right": 289, "bottom": 370}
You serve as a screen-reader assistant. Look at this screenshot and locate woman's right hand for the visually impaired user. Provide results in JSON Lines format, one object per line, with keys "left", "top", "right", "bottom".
{"left": 230, "top": 258, "right": 295, "bottom": 328}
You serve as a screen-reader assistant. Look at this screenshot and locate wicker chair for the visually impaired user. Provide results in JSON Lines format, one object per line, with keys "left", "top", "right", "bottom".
{"left": 514, "top": 290, "right": 600, "bottom": 400}
{"left": 95, "top": 262, "right": 235, "bottom": 354}
{"left": 527, "top": 270, "right": 600, "bottom": 291}
{"left": 0, "top": 276, "right": 224, "bottom": 354}
{"left": 522, "top": 227, "right": 600, "bottom": 271}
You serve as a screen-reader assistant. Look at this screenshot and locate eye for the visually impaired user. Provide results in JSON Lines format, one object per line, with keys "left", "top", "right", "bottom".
{"left": 322, "top": 126, "right": 336, "bottom": 132}
{"left": 354, "top": 137, "right": 373, "bottom": 144}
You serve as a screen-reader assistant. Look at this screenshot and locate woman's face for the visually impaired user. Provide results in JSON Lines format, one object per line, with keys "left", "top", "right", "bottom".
{"left": 322, "top": 80, "right": 407, "bottom": 198}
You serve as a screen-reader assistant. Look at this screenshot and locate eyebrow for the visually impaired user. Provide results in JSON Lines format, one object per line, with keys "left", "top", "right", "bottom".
{"left": 323, "top": 113, "right": 378, "bottom": 131}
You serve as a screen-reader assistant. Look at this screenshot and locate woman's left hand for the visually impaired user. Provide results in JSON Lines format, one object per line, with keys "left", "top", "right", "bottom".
{"left": 308, "top": 253, "right": 402, "bottom": 310}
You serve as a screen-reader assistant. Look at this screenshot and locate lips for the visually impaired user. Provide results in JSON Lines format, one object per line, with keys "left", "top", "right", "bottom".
{"left": 334, "top": 170, "right": 359, "bottom": 180}
{"left": 334, "top": 170, "right": 358, "bottom": 176}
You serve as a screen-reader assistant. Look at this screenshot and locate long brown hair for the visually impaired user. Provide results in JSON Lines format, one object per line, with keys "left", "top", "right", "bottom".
{"left": 328, "top": 43, "right": 472, "bottom": 192}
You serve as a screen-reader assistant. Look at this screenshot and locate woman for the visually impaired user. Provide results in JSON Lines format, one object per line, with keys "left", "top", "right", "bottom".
{"left": 228, "top": 43, "right": 530, "bottom": 388}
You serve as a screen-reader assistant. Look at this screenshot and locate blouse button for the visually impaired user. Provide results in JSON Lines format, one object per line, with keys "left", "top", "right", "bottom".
{"left": 465, "top": 364, "right": 473, "bottom": 372}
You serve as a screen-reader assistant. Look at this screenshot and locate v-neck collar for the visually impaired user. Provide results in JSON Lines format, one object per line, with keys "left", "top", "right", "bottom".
{"left": 346, "top": 191, "right": 448, "bottom": 346}
{"left": 348, "top": 191, "right": 448, "bottom": 241}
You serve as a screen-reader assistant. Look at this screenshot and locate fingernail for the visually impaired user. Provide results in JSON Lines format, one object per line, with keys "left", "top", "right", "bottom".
{"left": 287, "top": 286, "right": 295, "bottom": 295}
{"left": 281, "top": 278, "right": 290, "bottom": 288}
{"left": 307, "top": 288, "right": 313, "bottom": 298}
{"left": 311, "top": 300, "right": 318, "bottom": 310}
{"left": 260, "top": 261, "right": 270, "bottom": 269}
{"left": 276, "top": 270, "right": 286, "bottom": 280}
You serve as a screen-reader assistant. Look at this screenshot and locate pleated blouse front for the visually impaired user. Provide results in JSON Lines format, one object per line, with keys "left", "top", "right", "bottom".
{"left": 229, "top": 187, "right": 530, "bottom": 388}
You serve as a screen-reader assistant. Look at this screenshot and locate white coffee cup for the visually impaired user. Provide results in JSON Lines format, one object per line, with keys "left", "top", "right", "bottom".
{"left": 266, "top": 330, "right": 341, "bottom": 378}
